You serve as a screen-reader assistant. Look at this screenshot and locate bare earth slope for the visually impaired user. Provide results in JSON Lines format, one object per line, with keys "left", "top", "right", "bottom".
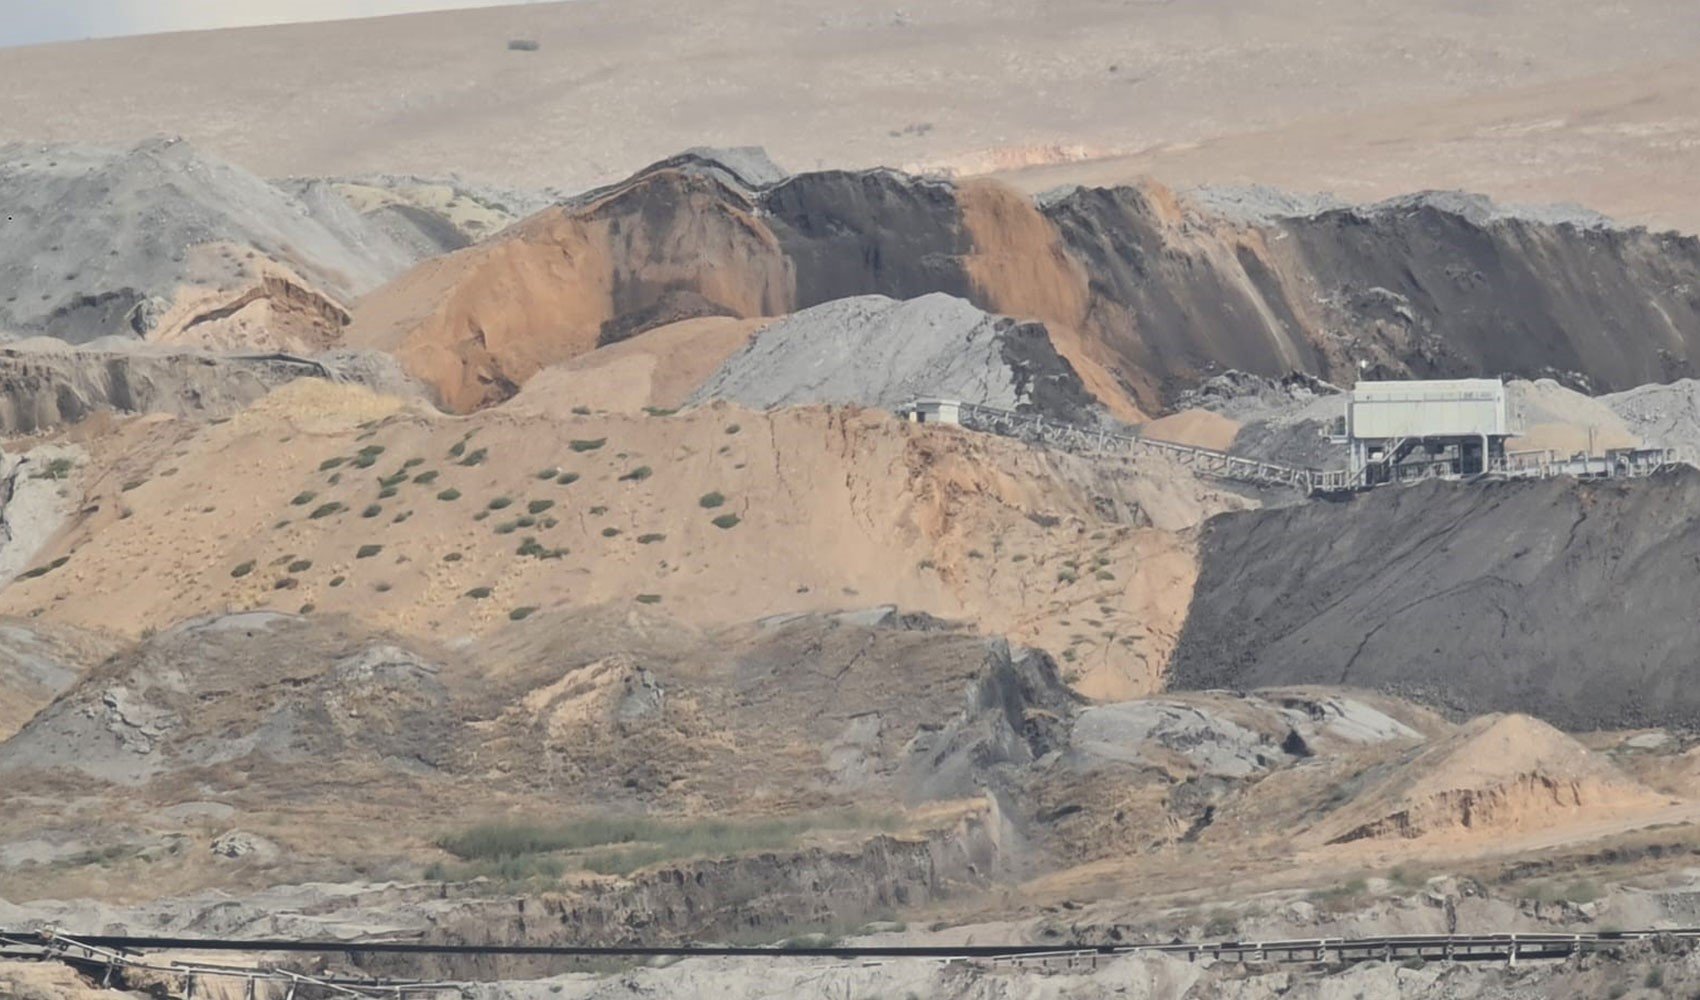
{"left": 1170, "top": 469, "right": 1700, "bottom": 729}
{"left": 0, "top": 381, "right": 1245, "bottom": 700}
{"left": 353, "top": 155, "right": 1700, "bottom": 415}
{"left": 1, "top": 0, "right": 1698, "bottom": 231}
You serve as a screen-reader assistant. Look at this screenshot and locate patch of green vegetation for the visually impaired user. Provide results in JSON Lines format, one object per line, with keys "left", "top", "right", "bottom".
{"left": 637, "top": 533, "right": 665, "bottom": 544}
{"left": 724, "top": 423, "right": 741, "bottom": 435}
{"left": 1521, "top": 879, "right": 1602, "bottom": 905}
{"left": 569, "top": 438, "right": 606, "bottom": 452}
{"left": 589, "top": 506, "right": 607, "bottom": 515}
{"left": 290, "top": 491, "right": 317, "bottom": 506}
{"left": 1389, "top": 866, "right": 1430, "bottom": 890}
{"left": 449, "top": 440, "right": 467, "bottom": 458}
{"left": 494, "top": 521, "right": 520, "bottom": 535}
{"left": 121, "top": 479, "right": 145, "bottom": 492}
{"left": 527, "top": 499, "right": 555, "bottom": 514}
{"left": 319, "top": 457, "right": 347, "bottom": 471}
{"left": 328, "top": 472, "right": 343, "bottom": 485}
{"left": 437, "top": 488, "right": 462, "bottom": 501}
{"left": 536, "top": 467, "right": 559, "bottom": 480}
{"left": 1095, "top": 569, "right": 1115, "bottom": 581}
{"left": 393, "top": 510, "right": 412, "bottom": 524}
{"left": 1202, "top": 911, "right": 1237, "bottom": 939}
{"left": 30, "top": 457, "right": 75, "bottom": 481}
{"left": 359, "top": 444, "right": 386, "bottom": 457}
{"left": 309, "top": 502, "right": 346, "bottom": 519}
{"left": 1056, "top": 570, "right": 1078, "bottom": 584}
{"left": 459, "top": 448, "right": 488, "bottom": 466}
{"left": 413, "top": 470, "right": 440, "bottom": 484}
{"left": 379, "top": 472, "right": 409, "bottom": 490}
{"left": 517, "top": 537, "right": 567, "bottom": 559}
{"left": 967, "top": 549, "right": 984, "bottom": 559}
{"left": 488, "top": 496, "right": 514, "bottom": 510}
{"left": 515, "top": 515, "right": 536, "bottom": 528}
{"left": 636, "top": 594, "right": 662, "bottom": 604}
{"left": 601, "top": 527, "right": 621, "bottom": 538}
{"left": 465, "top": 587, "right": 492, "bottom": 599}
{"left": 540, "top": 517, "right": 560, "bottom": 529}
{"left": 329, "top": 576, "right": 346, "bottom": 588}
{"left": 572, "top": 405, "right": 591, "bottom": 415}
{"left": 231, "top": 561, "right": 255, "bottom": 578}
{"left": 1646, "top": 968, "right": 1665, "bottom": 990}
{"left": 361, "top": 504, "right": 382, "bottom": 518}
{"left": 374, "top": 581, "right": 392, "bottom": 593}
{"left": 378, "top": 487, "right": 398, "bottom": 499}
{"left": 473, "top": 510, "right": 490, "bottom": 522}
{"left": 509, "top": 606, "right": 538, "bottom": 621}
{"left": 438, "top": 812, "right": 899, "bottom": 878}
{"left": 1308, "top": 877, "right": 1370, "bottom": 911}
{"left": 711, "top": 514, "right": 741, "bottom": 529}
{"left": 643, "top": 406, "right": 677, "bottom": 417}
{"left": 443, "top": 552, "right": 463, "bottom": 562}
{"left": 404, "top": 457, "right": 425, "bottom": 469}
{"left": 1010, "top": 553, "right": 1027, "bottom": 562}
{"left": 287, "top": 559, "right": 313, "bottom": 573}
{"left": 356, "top": 544, "right": 384, "bottom": 559}
{"left": 352, "top": 453, "right": 379, "bottom": 469}
{"left": 556, "top": 472, "right": 580, "bottom": 486}
{"left": 698, "top": 491, "right": 726, "bottom": 509}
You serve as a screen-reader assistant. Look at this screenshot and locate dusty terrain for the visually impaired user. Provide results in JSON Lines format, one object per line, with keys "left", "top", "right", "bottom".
{"left": 1, "top": 0, "right": 1698, "bottom": 233}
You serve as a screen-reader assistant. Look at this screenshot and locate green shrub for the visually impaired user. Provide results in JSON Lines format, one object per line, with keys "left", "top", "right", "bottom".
{"left": 393, "top": 510, "right": 412, "bottom": 524}
{"left": 487, "top": 496, "right": 513, "bottom": 510}
{"left": 465, "top": 587, "right": 492, "bottom": 599}
{"left": 449, "top": 440, "right": 467, "bottom": 458}
{"left": 353, "top": 453, "right": 379, "bottom": 469}
{"left": 290, "top": 491, "right": 317, "bottom": 506}
{"left": 1645, "top": 968, "right": 1664, "bottom": 989}
{"left": 536, "top": 467, "right": 559, "bottom": 480}
{"left": 698, "top": 491, "right": 726, "bottom": 509}
{"left": 724, "top": 423, "right": 741, "bottom": 435}
{"left": 540, "top": 517, "right": 560, "bottom": 529}
{"left": 329, "top": 575, "right": 346, "bottom": 587}
{"left": 1095, "top": 569, "right": 1115, "bottom": 581}
{"left": 379, "top": 472, "right": 409, "bottom": 489}
{"left": 319, "top": 457, "right": 346, "bottom": 471}
{"left": 556, "top": 472, "right": 579, "bottom": 486}
{"left": 231, "top": 561, "right": 255, "bottom": 578}
{"left": 637, "top": 533, "right": 665, "bottom": 544}
{"left": 569, "top": 438, "right": 606, "bottom": 452}
{"left": 374, "top": 581, "right": 392, "bottom": 593}
{"left": 443, "top": 552, "right": 463, "bottom": 562}
{"left": 328, "top": 473, "right": 342, "bottom": 485}
{"left": 274, "top": 577, "right": 299, "bottom": 590}
{"left": 309, "top": 502, "right": 345, "bottom": 519}
{"left": 711, "top": 514, "right": 740, "bottom": 529}
{"left": 1057, "top": 570, "right": 1078, "bottom": 584}
{"left": 356, "top": 544, "right": 383, "bottom": 559}
{"left": 636, "top": 594, "right": 662, "bottom": 604}
{"left": 404, "top": 457, "right": 424, "bottom": 468}
{"left": 602, "top": 527, "right": 620, "bottom": 537}
{"left": 589, "top": 506, "right": 607, "bottom": 515}
{"left": 527, "top": 499, "right": 555, "bottom": 514}
{"left": 619, "top": 465, "right": 652, "bottom": 482}
{"left": 378, "top": 486, "right": 398, "bottom": 499}
{"left": 509, "top": 606, "right": 538, "bottom": 621}
{"left": 362, "top": 504, "right": 383, "bottom": 518}
{"left": 121, "top": 479, "right": 145, "bottom": 492}
{"left": 572, "top": 405, "right": 591, "bottom": 415}
{"left": 287, "top": 559, "right": 313, "bottom": 573}
{"left": 473, "top": 510, "right": 490, "bottom": 522}
{"left": 437, "top": 489, "right": 462, "bottom": 501}
{"left": 644, "top": 406, "right": 677, "bottom": 417}
{"left": 359, "top": 444, "right": 386, "bottom": 457}
{"left": 515, "top": 516, "right": 536, "bottom": 528}
{"left": 413, "top": 470, "right": 440, "bottom": 484}
{"left": 30, "top": 457, "right": 75, "bottom": 480}
{"left": 1011, "top": 553, "right": 1027, "bottom": 562}
{"left": 459, "top": 447, "right": 488, "bottom": 466}
{"left": 494, "top": 521, "right": 520, "bottom": 535}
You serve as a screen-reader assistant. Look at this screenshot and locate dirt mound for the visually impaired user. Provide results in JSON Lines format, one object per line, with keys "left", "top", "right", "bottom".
{"left": 354, "top": 153, "right": 1700, "bottom": 416}
{"left": 1139, "top": 409, "right": 1242, "bottom": 452}
{"left": 1603, "top": 379, "right": 1700, "bottom": 453}
{"left": 1507, "top": 378, "right": 1640, "bottom": 455}
{"left": 346, "top": 161, "right": 791, "bottom": 412}
{"left": 1311, "top": 714, "right": 1666, "bottom": 846}
{"left": 1170, "top": 468, "right": 1700, "bottom": 728}
{"left": 688, "top": 294, "right": 1100, "bottom": 422}
{"left": 512, "top": 317, "right": 765, "bottom": 416}
{"left": 0, "top": 139, "right": 423, "bottom": 346}
{"left": 0, "top": 382, "right": 1244, "bottom": 700}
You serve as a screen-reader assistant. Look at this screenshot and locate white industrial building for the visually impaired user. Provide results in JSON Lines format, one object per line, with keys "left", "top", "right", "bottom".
{"left": 1336, "top": 378, "right": 1513, "bottom": 484}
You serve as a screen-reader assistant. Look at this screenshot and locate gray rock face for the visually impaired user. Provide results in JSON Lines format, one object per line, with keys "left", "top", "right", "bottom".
{"left": 1170, "top": 468, "right": 1700, "bottom": 729}
{"left": 689, "top": 293, "right": 1100, "bottom": 422}
{"left": 1602, "top": 378, "right": 1700, "bottom": 453}
{"left": 0, "top": 138, "right": 422, "bottom": 342}
{"left": 0, "top": 343, "right": 423, "bottom": 434}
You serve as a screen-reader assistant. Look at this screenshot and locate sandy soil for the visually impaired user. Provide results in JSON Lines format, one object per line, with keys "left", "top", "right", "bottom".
{"left": 514, "top": 317, "right": 765, "bottom": 414}
{"left": 0, "top": 381, "right": 1245, "bottom": 699}
{"left": 0, "top": 1, "right": 1696, "bottom": 232}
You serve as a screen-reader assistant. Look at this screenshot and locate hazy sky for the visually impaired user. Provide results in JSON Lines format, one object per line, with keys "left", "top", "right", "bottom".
{"left": 2, "top": 1, "right": 549, "bottom": 49}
